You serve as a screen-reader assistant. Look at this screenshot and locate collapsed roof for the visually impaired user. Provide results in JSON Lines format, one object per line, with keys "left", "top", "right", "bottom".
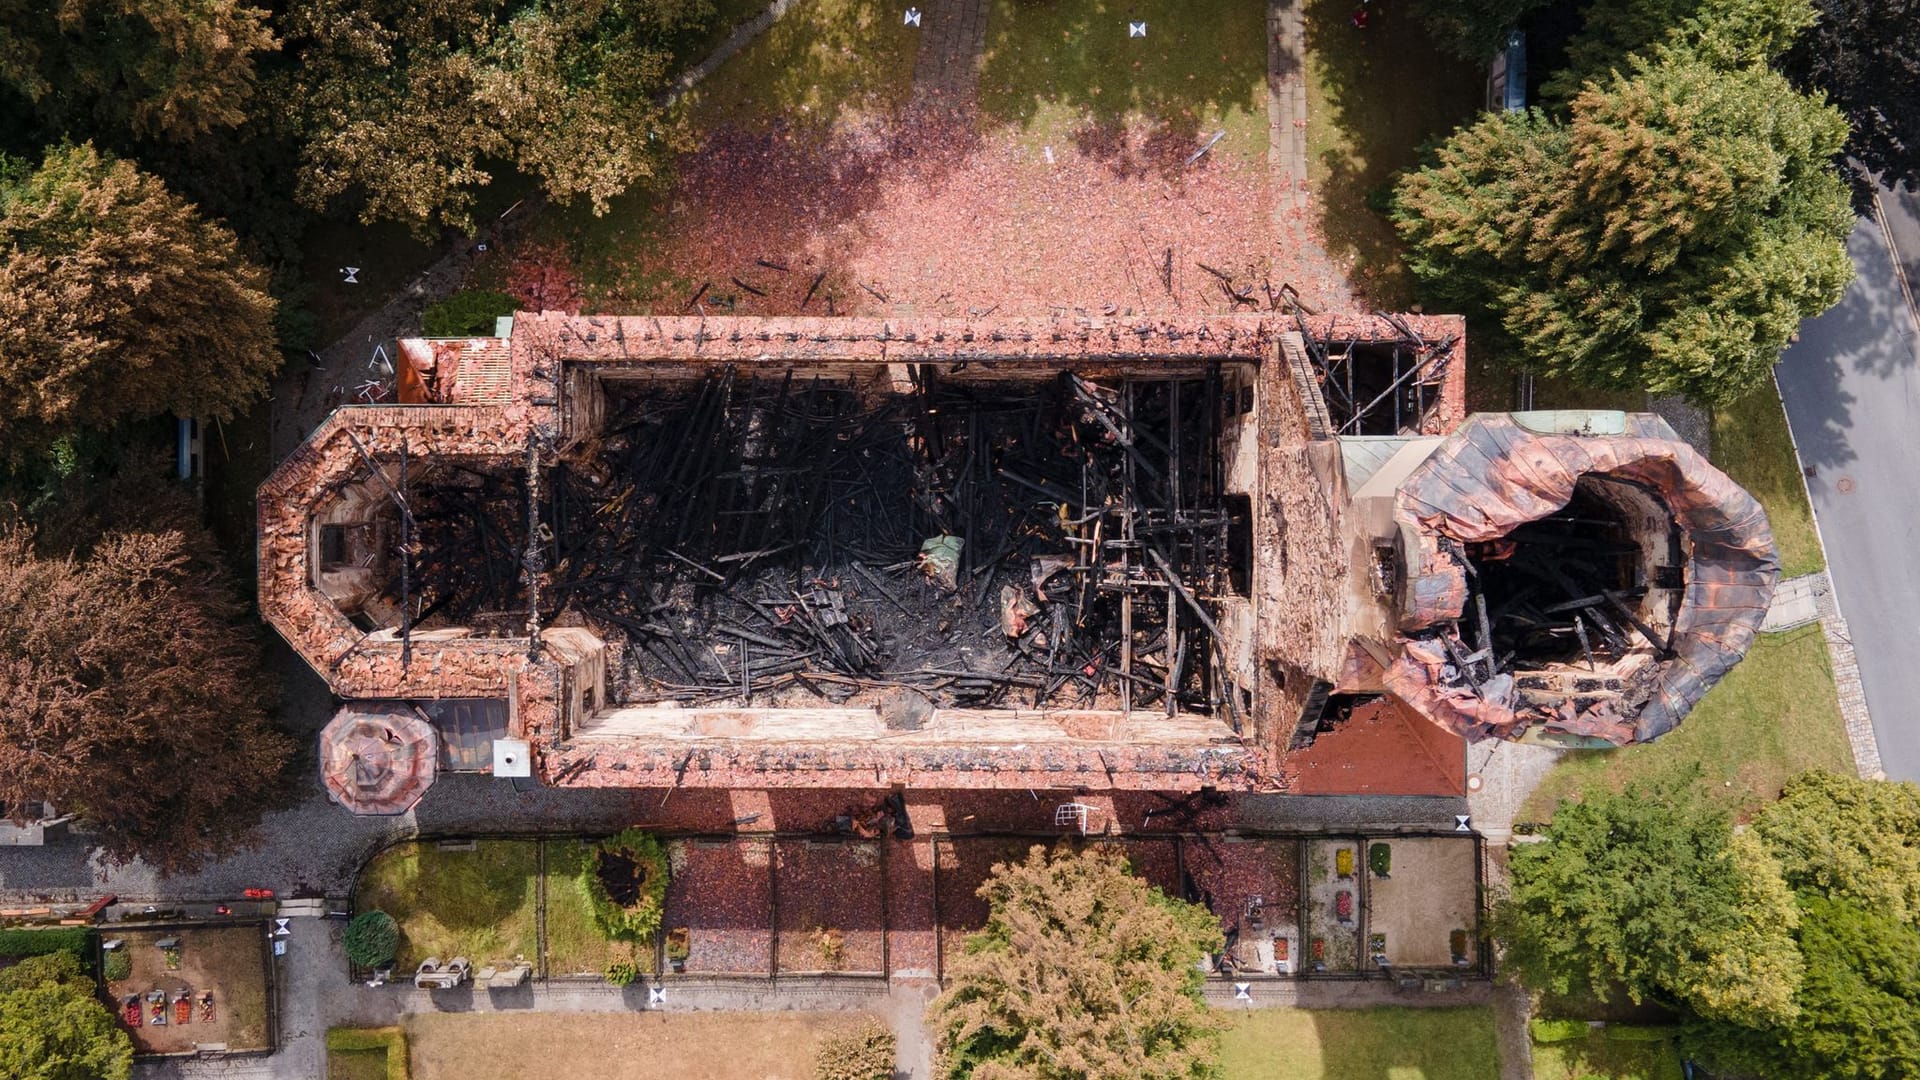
{"left": 259, "top": 312, "right": 1772, "bottom": 810}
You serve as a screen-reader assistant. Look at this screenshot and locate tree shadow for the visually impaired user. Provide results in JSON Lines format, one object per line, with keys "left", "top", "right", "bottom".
{"left": 1775, "top": 217, "right": 1919, "bottom": 472}
{"left": 1300, "top": 0, "right": 1483, "bottom": 307}
{"left": 977, "top": 0, "right": 1269, "bottom": 179}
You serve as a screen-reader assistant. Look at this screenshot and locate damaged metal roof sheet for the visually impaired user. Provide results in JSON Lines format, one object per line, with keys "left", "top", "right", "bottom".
{"left": 1384, "top": 413, "right": 1778, "bottom": 744}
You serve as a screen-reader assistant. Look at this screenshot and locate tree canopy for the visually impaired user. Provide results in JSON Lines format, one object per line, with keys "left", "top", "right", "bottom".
{"left": 0, "top": 143, "right": 280, "bottom": 453}
{"left": 0, "top": 949, "right": 133, "bottom": 1080}
{"left": 1496, "top": 783, "right": 1802, "bottom": 1026}
{"left": 1506, "top": 771, "right": 1920, "bottom": 1079}
{"left": 1782, "top": 0, "right": 1920, "bottom": 198}
{"left": 0, "top": 0, "right": 276, "bottom": 144}
{"left": 280, "top": 0, "right": 712, "bottom": 231}
{"left": 1392, "top": 2, "right": 1852, "bottom": 404}
{"left": 0, "top": 503, "right": 293, "bottom": 874}
{"left": 927, "top": 845, "right": 1223, "bottom": 1080}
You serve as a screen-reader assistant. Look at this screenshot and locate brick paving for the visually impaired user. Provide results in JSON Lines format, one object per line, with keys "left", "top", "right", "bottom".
{"left": 910, "top": 0, "right": 990, "bottom": 111}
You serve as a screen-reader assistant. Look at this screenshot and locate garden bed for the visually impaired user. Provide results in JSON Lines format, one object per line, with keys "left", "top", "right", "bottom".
{"left": 353, "top": 840, "right": 539, "bottom": 971}
{"left": 773, "top": 840, "right": 884, "bottom": 974}
{"left": 661, "top": 838, "right": 775, "bottom": 975}
{"left": 1304, "top": 839, "right": 1361, "bottom": 972}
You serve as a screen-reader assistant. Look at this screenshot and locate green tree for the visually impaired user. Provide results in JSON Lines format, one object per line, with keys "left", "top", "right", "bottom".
{"left": 1496, "top": 784, "right": 1802, "bottom": 1026}
{"left": 1393, "top": 30, "right": 1852, "bottom": 403}
{"left": 1410, "top": 0, "right": 1547, "bottom": 62}
{"left": 0, "top": 508, "right": 293, "bottom": 875}
{"left": 0, "top": 954, "right": 90, "bottom": 995}
{"left": 0, "top": 143, "right": 280, "bottom": 453}
{"left": 1754, "top": 771, "right": 1920, "bottom": 923}
{"left": 0, "top": 0, "right": 277, "bottom": 142}
{"left": 0, "top": 950, "right": 133, "bottom": 1080}
{"left": 927, "top": 845, "right": 1224, "bottom": 1080}
{"left": 1689, "top": 895, "right": 1920, "bottom": 1080}
{"left": 280, "top": 0, "right": 711, "bottom": 232}
{"left": 1539, "top": 0, "right": 1815, "bottom": 100}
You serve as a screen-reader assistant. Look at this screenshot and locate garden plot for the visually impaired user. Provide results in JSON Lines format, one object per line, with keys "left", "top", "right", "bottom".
{"left": 105, "top": 926, "right": 270, "bottom": 1056}
{"left": 1364, "top": 837, "right": 1479, "bottom": 969}
{"left": 353, "top": 840, "right": 539, "bottom": 971}
{"left": 1304, "top": 839, "right": 1361, "bottom": 972}
{"left": 544, "top": 839, "right": 654, "bottom": 977}
{"left": 662, "top": 838, "right": 774, "bottom": 975}
{"left": 1183, "top": 836, "right": 1301, "bottom": 975}
{"left": 934, "top": 836, "right": 1038, "bottom": 971}
{"left": 773, "top": 840, "right": 885, "bottom": 975}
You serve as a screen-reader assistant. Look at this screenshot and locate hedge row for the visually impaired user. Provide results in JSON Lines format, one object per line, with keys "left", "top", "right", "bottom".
{"left": 1528, "top": 1018, "right": 1592, "bottom": 1044}
{"left": 0, "top": 927, "right": 94, "bottom": 961}
{"left": 326, "top": 1027, "right": 409, "bottom": 1080}
{"left": 1530, "top": 1018, "right": 1679, "bottom": 1045}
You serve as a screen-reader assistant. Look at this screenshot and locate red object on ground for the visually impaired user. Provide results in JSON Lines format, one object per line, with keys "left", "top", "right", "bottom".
{"left": 122, "top": 1000, "right": 141, "bottom": 1028}
{"left": 1351, "top": 7, "right": 1369, "bottom": 28}
{"left": 79, "top": 895, "right": 115, "bottom": 920}
{"left": 1335, "top": 890, "right": 1354, "bottom": 920}
{"left": 242, "top": 888, "right": 274, "bottom": 900}
{"left": 174, "top": 997, "right": 191, "bottom": 1025}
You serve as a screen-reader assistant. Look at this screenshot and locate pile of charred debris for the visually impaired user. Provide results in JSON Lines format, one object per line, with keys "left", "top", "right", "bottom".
{"left": 1292, "top": 307, "right": 1457, "bottom": 434}
{"left": 398, "top": 367, "right": 1252, "bottom": 724}
{"left": 1421, "top": 480, "right": 1678, "bottom": 706}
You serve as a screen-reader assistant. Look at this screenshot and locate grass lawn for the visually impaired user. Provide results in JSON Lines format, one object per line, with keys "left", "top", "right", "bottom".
{"left": 1219, "top": 1007, "right": 1501, "bottom": 1079}
{"left": 1520, "top": 623, "right": 1855, "bottom": 822}
{"left": 978, "top": 0, "right": 1269, "bottom": 166}
{"left": 1712, "top": 386, "right": 1825, "bottom": 578}
{"left": 354, "top": 840, "right": 540, "bottom": 970}
{"left": 1302, "top": 0, "right": 1483, "bottom": 307}
{"left": 1534, "top": 1034, "right": 1684, "bottom": 1080}
{"left": 680, "top": 0, "right": 919, "bottom": 134}
{"left": 405, "top": 1011, "right": 875, "bottom": 1080}
{"left": 542, "top": 839, "right": 654, "bottom": 977}
{"left": 327, "top": 1049, "right": 389, "bottom": 1080}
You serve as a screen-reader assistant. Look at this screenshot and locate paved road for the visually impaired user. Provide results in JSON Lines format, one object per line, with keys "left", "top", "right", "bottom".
{"left": 1775, "top": 184, "right": 1920, "bottom": 781}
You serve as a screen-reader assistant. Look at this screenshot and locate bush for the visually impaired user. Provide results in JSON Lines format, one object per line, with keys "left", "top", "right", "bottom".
{"left": 814, "top": 1018, "right": 896, "bottom": 1080}
{"left": 421, "top": 290, "right": 518, "bottom": 338}
{"left": 1369, "top": 842, "right": 1392, "bottom": 877}
{"left": 0, "top": 927, "right": 93, "bottom": 965}
{"left": 583, "top": 829, "right": 669, "bottom": 943}
{"left": 604, "top": 959, "right": 642, "bottom": 986}
{"left": 344, "top": 911, "right": 399, "bottom": 968}
{"left": 1530, "top": 1018, "right": 1592, "bottom": 1044}
{"left": 102, "top": 948, "right": 131, "bottom": 982}
{"left": 326, "top": 1027, "right": 409, "bottom": 1080}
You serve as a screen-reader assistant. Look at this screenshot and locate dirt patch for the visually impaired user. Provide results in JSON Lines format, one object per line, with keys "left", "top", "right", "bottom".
{"left": 104, "top": 925, "right": 270, "bottom": 1055}
{"left": 1366, "top": 837, "right": 1479, "bottom": 969}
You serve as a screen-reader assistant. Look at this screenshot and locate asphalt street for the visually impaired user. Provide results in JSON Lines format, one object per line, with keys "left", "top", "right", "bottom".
{"left": 1775, "top": 185, "right": 1920, "bottom": 781}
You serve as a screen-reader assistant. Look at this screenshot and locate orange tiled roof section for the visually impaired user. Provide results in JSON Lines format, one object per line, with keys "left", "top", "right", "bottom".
{"left": 1283, "top": 697, "right": 1468, "bottom": 796}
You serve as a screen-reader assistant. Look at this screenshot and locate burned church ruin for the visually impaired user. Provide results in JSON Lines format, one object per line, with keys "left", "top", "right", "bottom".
{"left": 258, "top": 312, "right": 1776, "bottom": 813}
